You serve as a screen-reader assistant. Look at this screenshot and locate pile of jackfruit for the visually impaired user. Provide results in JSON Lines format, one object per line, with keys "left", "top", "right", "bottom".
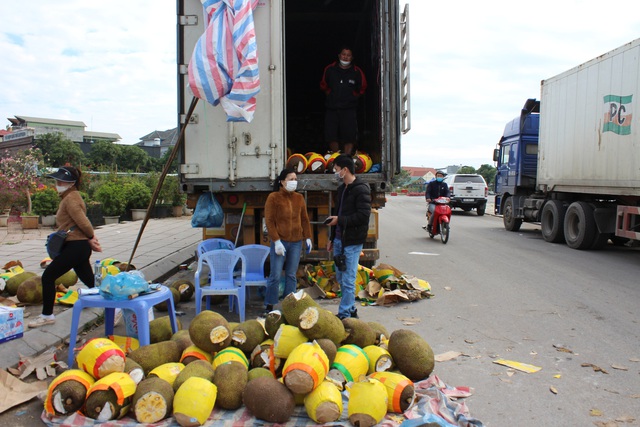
{"left": 44, "top": 290, "right": 436, "bottom": 427}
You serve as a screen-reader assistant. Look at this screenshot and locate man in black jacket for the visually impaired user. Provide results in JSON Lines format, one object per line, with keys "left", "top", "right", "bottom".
{"left": 424, "top": 171, "right": 450, "bottom": 229}
{"left": 325, "top": 154, "right": 371, "bottom": 319}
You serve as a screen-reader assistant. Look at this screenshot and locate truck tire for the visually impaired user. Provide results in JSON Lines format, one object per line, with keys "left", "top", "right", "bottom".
{"left": 540, "top": 200, "right": 566, "bottom": 243}
{"left": 477, "top": 206, "right": 485, "bottom": 216}
{"left": 503, "top": 197, "right": 522, "bottom": 231}
{"left": 563, "top": 202, "right": 597, "bottom": 249}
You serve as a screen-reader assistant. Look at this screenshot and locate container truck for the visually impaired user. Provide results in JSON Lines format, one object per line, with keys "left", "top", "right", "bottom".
{"left": 176, "top": 0, "right": 411, "bottom": 264}
{"left": 494, "top": 38, "right": 640, "bottom": 249}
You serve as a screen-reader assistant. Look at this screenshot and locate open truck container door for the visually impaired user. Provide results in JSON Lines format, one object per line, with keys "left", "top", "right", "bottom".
{"left": 177, "top": 0, "right": 410, "bottom": 264}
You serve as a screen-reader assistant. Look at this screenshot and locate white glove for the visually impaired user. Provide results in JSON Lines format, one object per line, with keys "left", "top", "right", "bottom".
{"left": 274, "top": 240, "right": 286, "bottom": 256}
{"left": 305, "top": 238, "right": 312, "bottom": 254}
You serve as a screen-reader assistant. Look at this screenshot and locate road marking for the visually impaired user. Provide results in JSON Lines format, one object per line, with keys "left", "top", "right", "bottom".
{"left": 408, "top": 251, "right": 440, "bottom": 256}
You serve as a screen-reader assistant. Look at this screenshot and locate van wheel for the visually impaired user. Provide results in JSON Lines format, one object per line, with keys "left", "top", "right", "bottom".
{"left": 503, "top": 197, "right": 522, "bottom": 231}
{"left": 540, "top": 200, "right": 566, "bottom": 243}
{"left": 564, "top": 202, "right": 597, "bottom": 249}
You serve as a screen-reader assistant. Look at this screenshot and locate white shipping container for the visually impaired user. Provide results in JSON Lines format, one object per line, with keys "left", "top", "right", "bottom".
{"left": 537, "top": 38, "right": 640, "bottom": 196}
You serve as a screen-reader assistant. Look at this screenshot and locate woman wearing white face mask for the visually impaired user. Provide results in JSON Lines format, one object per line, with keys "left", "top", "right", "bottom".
{"left": 28, "top": 166, "right": 102, "bottom": 328}
{"left": 263, "top": 168, "right": 312, "bottom": 315}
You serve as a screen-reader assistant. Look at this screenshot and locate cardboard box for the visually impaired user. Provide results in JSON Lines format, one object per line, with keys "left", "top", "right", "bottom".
{"left": 0, "top": 306, "right": 24, "bottom": 344}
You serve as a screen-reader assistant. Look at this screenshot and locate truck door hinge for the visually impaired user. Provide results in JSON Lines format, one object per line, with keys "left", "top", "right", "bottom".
{"left": 179, "top": 15, "right": 198, "bottom": 26}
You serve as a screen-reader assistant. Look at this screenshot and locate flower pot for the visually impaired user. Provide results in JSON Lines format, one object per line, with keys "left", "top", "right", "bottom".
{"left": 172, "top": 206, "right": 183, "bottom": 217}
{"left": 0, "top": 214, "right": 8, "bottom": 227}
{"left": 21, "top": 215, "right": 39, "bottom": 229}
{"left": 41, "top": 215, "right": 56, "bottom": 227}
{"left": 103, "top": 216, "right": 120, "bottom": 225}
{"left": 131, "top": 209, "right": 147, "bottom": 221}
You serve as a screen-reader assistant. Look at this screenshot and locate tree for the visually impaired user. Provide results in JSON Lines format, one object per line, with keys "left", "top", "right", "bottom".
{"left": 0, "top": 148, "right": 44, "bottom": 213}
{"left": 117, "top": 145, "right": 151, "bottom": 172}
{"left": 45, "top": 137, "right": 86, "bottom": 167}
{"left": 89, "top": 140, "right": 122, "bottom": 169}
{"left": 458, "top": 165, "right": 476, "bottom": 174}
{"left": 391, "top": 168, "right": 411, "bottom": 190}
{"left": 477, "top": 164, "right": 497, "bottom": 187}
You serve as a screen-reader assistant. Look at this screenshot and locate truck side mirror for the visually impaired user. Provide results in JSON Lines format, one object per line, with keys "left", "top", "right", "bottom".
{"left": 492, "top": 149, "right": 500, "bottom": 162}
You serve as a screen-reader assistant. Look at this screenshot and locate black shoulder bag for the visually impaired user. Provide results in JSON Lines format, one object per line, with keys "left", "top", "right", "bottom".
{"left": 46, "top": 226, "right": 76, "bottom": 259}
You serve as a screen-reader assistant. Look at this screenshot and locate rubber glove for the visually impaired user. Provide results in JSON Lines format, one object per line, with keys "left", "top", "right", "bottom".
{"left": 305, "top": 238, "right": 312, "bottom": 254}
{"left": 274, "top": 240, "right": 286, "bottom": 256}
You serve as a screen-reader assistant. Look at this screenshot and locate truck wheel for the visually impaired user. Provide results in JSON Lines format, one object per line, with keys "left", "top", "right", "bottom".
{"left": 477, "top": 206, "right": 486, "bottom": 216}
{"left": 503, "top": 197, "right": 522, "bottom": 231}
{"left": 540, "top": 200, "right": 566, "bottom": 243}
{"left": 563, "top": 202, "right": 597, "bottom": 249}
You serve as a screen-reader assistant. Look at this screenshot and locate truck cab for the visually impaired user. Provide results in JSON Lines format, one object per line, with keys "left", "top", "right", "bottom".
{"left": 493, "top": 98, "right": 539, "bottom": 223}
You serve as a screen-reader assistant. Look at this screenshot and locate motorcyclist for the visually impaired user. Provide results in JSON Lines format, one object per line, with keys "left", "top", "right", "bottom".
{"left": 423, "top": 171, "right": 450, "bottom": 230}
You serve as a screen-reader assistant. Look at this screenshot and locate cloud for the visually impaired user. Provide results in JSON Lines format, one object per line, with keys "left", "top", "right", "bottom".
{"left": 401, "top": 0, "right": 640, "bottom": 168}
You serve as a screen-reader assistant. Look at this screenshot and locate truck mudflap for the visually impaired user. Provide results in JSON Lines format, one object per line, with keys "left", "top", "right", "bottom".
{"left": 616, "top": 206, "right": 640, "bottom": 240}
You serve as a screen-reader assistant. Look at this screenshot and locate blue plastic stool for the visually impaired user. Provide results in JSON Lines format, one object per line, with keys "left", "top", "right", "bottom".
{"left": 67, "top": 285, "right": 178, "bottom": 366}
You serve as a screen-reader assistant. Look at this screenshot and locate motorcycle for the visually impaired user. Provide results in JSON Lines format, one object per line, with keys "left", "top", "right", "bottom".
{"left": 425, "top": 197, "right": 452, "bottom": 243}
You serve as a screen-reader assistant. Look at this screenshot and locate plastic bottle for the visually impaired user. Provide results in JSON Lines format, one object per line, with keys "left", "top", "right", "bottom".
{"left": 94, "top": 260, "right": 102, "bottom": 288}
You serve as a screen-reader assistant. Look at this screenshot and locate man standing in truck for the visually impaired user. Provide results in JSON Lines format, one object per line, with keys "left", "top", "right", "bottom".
{"left": 325, "top": 154, "right": 372, "bottom": 319}
{"left": 320, "top": 46, "right": 367, "bottom": 156}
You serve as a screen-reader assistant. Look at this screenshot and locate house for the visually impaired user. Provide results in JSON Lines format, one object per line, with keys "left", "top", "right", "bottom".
{"left": 402, "top": 166, "right": 438, "bottom": 191}
{"left": 1, "top": 115, "right": 120, "bottom": 156}
{"left": 135, "top": 128, "right": 179, "bottom": 158}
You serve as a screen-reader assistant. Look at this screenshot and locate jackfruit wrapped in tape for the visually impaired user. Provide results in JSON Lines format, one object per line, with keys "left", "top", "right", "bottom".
{"left": 212, "top": 347, "right": 249, "bottom": 371}
{"left": 107, "top": 335, "right": 140, "bottom": 355}
{"left": 173, "top": 377, "right": 217, "bottom": 427}
{"left": 283, "top": 341, "right": 329, "bottom": 394}
{"left": 132, "top": 376, "right": 174, "bottom": 424}
{"left": 305, "top": 152, "right": 327, "bottom": 174}
{"left": 304, "top": 380, "right": 343, "bottom": 424}
{"left": 84, "top": 372, "right": 136, "bottom": 421}
{"left": 180, "top": 344, "right": 213, "bottom": 365}
{"left": 76, "top": 338, "right": 125, "bottom": 379}
{"left": 273, "top": 324, "right": 308, "bottom": 359}
{"left": 347, "top": 378, "right": 388, "bottom": 427}
{"left": 148, "top": 362, "right": 185, "bottom": 387}
{"left": 369, "top": 371, "right": 415, "bottom": 413}
{"left": 363, "top": 345, "right": 394, "bottom": 374}
{"left": 327, "top": 344, "right": 370, "bottom": 385}
{"left": 44, "top": 369, "right": 95, "bottom": 416}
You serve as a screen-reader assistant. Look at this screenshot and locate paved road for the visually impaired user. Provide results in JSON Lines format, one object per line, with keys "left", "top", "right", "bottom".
{"left": 376, "top": 195, "right": 640, "bottom": 426}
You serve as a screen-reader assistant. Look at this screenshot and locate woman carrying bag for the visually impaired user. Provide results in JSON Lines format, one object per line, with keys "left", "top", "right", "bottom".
{"left": 263, "top": 168, "right": 312, "bottom": 314}
{"left": 28, "top": 166, "right": 102, "bottom": 328}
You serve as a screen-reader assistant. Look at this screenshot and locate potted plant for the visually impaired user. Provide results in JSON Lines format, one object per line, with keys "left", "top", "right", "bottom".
{"left": 31, "top": 187, "right": 60, "bottom": 227}
{"left": 124, "top": 181, "right": 152, "bottom": 221}
{"left": 94, "top": 182, "right": 127, "bottom": 224}
{"left": 0, "top": 148, "right": 44, "bottom": 227}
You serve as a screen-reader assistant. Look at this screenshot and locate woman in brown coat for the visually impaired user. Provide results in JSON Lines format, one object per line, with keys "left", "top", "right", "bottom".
{"left": 28, "top": 166, "right": 102, "bottom": 328}
{"left": 263, "top": 168, "right": 312, "bottom": 314}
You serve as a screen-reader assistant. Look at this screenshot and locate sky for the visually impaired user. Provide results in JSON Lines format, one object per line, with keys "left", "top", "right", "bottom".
{"left": 1, "top": 0, "right": 639, "bottom": 170}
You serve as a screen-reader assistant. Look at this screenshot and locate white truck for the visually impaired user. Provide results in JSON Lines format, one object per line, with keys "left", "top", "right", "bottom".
{"left": 177, "top": 0, "right": 411, "bottom": 264}
{"left": 494, "top": 38, "right": 640, "bottom": 249}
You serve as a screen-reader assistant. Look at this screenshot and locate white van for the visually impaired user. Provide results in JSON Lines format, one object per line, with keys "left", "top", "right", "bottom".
{"left": 443, "top": 174, "right": 488, "bottom": 216}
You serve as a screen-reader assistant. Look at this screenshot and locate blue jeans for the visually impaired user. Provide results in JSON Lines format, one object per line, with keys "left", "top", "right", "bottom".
{"left": 333, "top": 239, "right": 363, "bottom": 318}
{"left": 265, "top": 240, "right": 302, "bottom": 306}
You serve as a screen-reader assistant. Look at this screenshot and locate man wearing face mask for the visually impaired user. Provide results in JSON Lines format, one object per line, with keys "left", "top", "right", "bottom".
{"left": 263, "top": 168, "right": 312, "bottom": 315}
{"left": 28, "top": 166, "right": 102, "bottom": 328}
{"left": 325, "top": 154, "right": 371, "bottom": 320}
{"left": 320, "top": 46, "right": 367, "bottom": 156}
{"left": 423, "top": 171, "right": 450, "bottom": 230}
